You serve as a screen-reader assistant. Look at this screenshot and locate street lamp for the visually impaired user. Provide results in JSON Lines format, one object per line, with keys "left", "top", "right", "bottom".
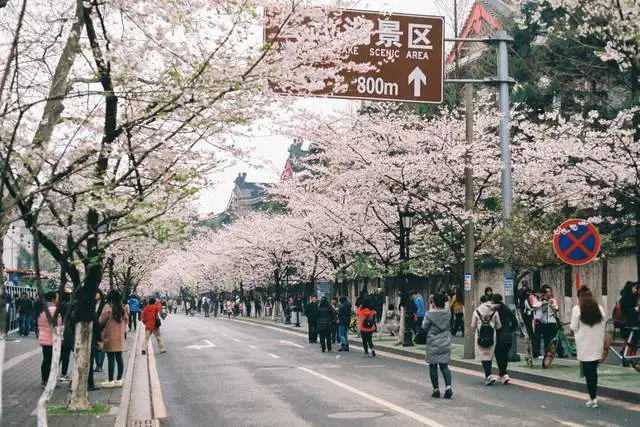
{"left": 399, "top": 205, "right": 415, "bottom": 347}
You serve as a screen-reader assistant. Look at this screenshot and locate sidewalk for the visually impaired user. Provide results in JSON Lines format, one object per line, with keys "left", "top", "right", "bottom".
{"left": 3, "top": 326, "right": 142, "bottom": 427}
{"left": 230, "top": 314, "right": 640, "bottom": 404}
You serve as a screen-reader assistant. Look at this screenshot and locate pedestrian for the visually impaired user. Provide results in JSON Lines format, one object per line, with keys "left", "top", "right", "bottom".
{"left": 525, "top": 288, "right": 543, "bottom": 358}
{"left": 411, "top": 290, "right": 426, "bottom": 334}
{"left": 100, "top": 290, "right": 129, "bottom": 387}
{"left": 337, "top": 296, "right": 352, "bottom": 351}
{"left": 484, "top": 287, "right": 494, "bottom": 298}
{"left": 619, "top": 281, "right": 639, "bottom": 339}
{"left": 37, "top": 291, "right": 60, "bottom": 388}
{"left": 492, "top": 293, "right": 516, "bottom": 384}
{"left": 356, "top": 297, "right": 377, "bottom": 357}
{"left": 59, "top": 286, "right": 75, "bottom": 383}
{"left": 316, "top": 297, "right": 337, "bottom": 353}
{"left": 305, "top": 295, "right": 319, "bottom": 343}
{"left": 141, "top": 296, "right": 165, "bottom": 355}
{"left": 255, "top": 298, "right": 262, "bottom": 318}
{"left": 450, "top": 287, "right": 464, "bottom": 337}
{"left": 540, "top": 285, "right": 566, "bottom": 357}
{"left": 88, "top": 293, "right": 103, "bottom": 391}
{"left": 382, "top": 303, "right": 400, "bottom": 336}
{"left": 330, "top": 297, "right": 339, "bottom": 344}
{"left": 373, "top": 288, "right": 385, "bottom": 323}
{"left": 203, "top": 298, "right": 210, "bottom": 318}
{"left": 422, "top": 293, "right": 453, "bottom": 399}
{"left": 18, "top": 293, "right": 33, "bottom": 336}
{"left": 94, "top": 290, "right": 107, "bottom": 372}
{"left": 471, "top": 295, "right": 502, "bottom": 385}
{"left": 571, "top": 285, "right": 606, "bottom": 408}
{"left": 128, "top": 294, "right": 140, "bottom": 331}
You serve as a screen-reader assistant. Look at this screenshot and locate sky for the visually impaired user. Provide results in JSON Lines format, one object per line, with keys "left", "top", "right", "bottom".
{"left": 197, "top": 0, "right": 452, "bottom": 216}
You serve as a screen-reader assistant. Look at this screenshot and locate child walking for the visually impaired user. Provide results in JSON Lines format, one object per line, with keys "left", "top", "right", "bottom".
{"left": 422, "top": 293, "right": 453, "bottom": 398}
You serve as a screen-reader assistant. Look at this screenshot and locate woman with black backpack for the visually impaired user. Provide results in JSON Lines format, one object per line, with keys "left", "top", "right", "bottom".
{"left": 472, "top": 295, "right": 502, "bottom": 385}
{"left": 492, "top": 294, "right": 516, "bottom": 384}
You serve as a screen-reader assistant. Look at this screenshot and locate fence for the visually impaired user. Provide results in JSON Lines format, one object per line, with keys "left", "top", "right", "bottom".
{"left": 4, "top": 284, "right": 39, "bottom": 332}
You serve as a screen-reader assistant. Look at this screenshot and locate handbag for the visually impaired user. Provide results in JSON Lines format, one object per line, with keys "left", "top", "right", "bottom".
{"left": 414, "top": 328, "right": 427, "bottom": 344}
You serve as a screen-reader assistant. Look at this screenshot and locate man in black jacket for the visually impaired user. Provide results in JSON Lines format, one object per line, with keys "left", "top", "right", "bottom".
{"left": 337, "top": 296, "right": 352, "bottom": 351}
{"left": 304, "top": 296, "right": 318, "bottom": 343}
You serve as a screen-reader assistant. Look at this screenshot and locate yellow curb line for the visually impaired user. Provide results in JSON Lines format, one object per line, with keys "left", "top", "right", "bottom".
{"left": 148, "top": 339, "right": 167, "bottom": 419}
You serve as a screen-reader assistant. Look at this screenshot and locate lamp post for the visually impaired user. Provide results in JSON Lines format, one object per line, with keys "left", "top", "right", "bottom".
{"left": 400, "top": 205, "right": 415, "bottom": 347}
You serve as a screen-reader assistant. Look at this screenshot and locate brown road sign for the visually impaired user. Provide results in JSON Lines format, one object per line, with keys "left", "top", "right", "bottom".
{"left": 265, "top": 9, "right": 444, "bottom": 104}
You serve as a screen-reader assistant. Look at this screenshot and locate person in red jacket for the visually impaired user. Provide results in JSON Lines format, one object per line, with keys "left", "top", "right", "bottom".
{"left": 141, "top": 297, "right": 165, "bottom": 355}
{"left": 356, "top": 296, "right": 377, "bottom": 357}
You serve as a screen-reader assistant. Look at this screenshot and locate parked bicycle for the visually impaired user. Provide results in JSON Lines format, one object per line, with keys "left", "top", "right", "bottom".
{"left": 602, "top": 321, "right": 640, "bottom": 373}
{"left": 542, "top": 313, "right": 577, "bottom": 369}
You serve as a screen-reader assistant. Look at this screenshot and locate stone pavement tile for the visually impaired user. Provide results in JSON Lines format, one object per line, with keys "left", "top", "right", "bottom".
{"left": 3, "top": 332, "right": 137, "bottom": 427}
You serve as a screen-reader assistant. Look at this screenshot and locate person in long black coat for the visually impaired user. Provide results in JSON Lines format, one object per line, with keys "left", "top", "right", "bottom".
{"left": 316, "top": 297, "right": 337, "bottom": 352}
{"left": 305, "top": 296, "right": 319, "bottom": 343}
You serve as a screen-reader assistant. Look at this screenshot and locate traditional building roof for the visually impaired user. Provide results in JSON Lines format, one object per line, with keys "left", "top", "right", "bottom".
{"left": 447, "top": 0, "right": 517, "bottom": 68}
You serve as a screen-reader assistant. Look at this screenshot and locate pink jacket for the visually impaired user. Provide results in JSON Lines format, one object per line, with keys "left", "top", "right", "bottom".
{"left": 38, "top": 304, "right": 60, "bottom": 346}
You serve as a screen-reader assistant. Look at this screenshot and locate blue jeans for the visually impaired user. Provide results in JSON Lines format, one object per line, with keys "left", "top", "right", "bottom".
{"left": 19, "top": 315, "right": 31, "bottom": 335}
{"left": 94, "top": 350, "right": 106, "bottom": 369}
{"left": 338, "top": 324, "right": 349, "bottom": 349}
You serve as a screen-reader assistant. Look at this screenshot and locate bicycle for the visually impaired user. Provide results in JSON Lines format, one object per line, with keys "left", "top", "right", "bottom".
{"left": 602, "top": 321, "right": 640, "bottom": 373}
{"left": 542, "top": 319, "right": 577, "bottom": 369}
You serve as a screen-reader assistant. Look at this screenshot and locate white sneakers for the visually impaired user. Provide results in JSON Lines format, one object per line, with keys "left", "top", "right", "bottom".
{"left": 585, "top": 398, "right": 598, "bottom": 408}
{"left": 485, "top": 375, "right": 496, "bottom": 386}
{"left": 102, "top": 380, "right": 123, "bottom": 388}
{"left": 501, "top": 374, "right": 511, "bottom": 385}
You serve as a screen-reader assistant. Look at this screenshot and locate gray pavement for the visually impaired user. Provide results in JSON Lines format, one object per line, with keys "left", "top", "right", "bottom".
{"left": 156, "top": 313, "right": 640, "bottom": 427}
{"left": 2, "top": 326, "right": 139, "bottom": 427}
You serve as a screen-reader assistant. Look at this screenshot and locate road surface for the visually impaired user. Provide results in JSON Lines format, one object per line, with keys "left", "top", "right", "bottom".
{"left": 154, "top": 314, "right": 639, "bottom": 427}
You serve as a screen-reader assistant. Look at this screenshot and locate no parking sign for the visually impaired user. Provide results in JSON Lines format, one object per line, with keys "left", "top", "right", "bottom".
{"left": 553, "top": 219, "right": 601, "bottom": 266}
{"left": 553, "top": 219, "right": 601, "bottom": 290}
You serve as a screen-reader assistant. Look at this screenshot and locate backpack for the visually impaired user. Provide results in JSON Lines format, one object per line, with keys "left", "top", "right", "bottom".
{"left": 476, "top": 309, "right": 496, "bottom": 348}
{"left": 612, "top": 303, "right": 628, "bottom": 328}
{"left": 363, "top": 314, "right": 376, "bottom": 329}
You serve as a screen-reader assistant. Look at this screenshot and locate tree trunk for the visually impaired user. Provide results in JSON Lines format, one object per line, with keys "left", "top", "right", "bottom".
{"left": 67, "top": 321, "right": 92, "bottom": 410}
{"left": 37, "top": 327, "right": 62, "bottom": 427}
{"left": 398, "top": 306, "right": 406, "bottom": 346}
{"left": 0, "top": 236, "right": 5, "bottom": 424}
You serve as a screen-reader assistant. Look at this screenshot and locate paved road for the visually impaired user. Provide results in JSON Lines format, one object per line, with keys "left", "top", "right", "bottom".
{"left": 155, "top": 314, "right": 640, "bottom": 427}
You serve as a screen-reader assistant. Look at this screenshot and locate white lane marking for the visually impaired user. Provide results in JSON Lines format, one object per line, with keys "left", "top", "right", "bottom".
{"left": 268, "top": 353, "right": 281, "bottom": 359}
{"left": 557, "top": 421, "right": 585, "bottom": 427}
{"left": 232, "top": 318, "right": 640, "bottom": 412}
{"left": 3, "top": 348, "right": 40, "bottom": 371}
{"left": 280, "top": 340, "right": 304, "bottom": 348}
{"left": 298, "top": 367, "right": 445, "bottom": 427}
{"left": 221, "top": 333, "right": 228, "bottom": 337}
{"left": 374, "top": 349, "right": 640, "bottom": 413}
{"left": 232, "top": 338, "right": 241, "bottom": 342}
{"left": 185, "top": 339, "right": 216, "bottom": 350}
{"left": 249, "top": 345, "right": 257, "bottom": 349}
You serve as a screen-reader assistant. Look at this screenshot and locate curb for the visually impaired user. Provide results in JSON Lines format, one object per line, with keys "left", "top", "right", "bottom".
{"left": 147, "top": 340, "right": 167, "bottom": 420}
{"left": 114, "top": 325, "right": 143, "bottom": 427}
{"left": 232, "top": 317, "right": 640, "bottom": 405}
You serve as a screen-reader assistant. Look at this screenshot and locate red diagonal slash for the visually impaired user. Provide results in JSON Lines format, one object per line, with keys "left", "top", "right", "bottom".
{"left": 561, "top": 229, "right": 596, "bottom": 259}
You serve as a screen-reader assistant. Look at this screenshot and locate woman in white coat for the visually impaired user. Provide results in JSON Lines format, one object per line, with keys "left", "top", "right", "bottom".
{"left": 570, "top": 286, "right": 606, "bottom": 408}
{"left": 471, "top": 295, "right": 502, "bottom": 385}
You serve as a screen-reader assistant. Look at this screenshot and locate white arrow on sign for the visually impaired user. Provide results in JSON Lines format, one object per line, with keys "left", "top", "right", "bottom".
{"left": 408, "top": 66, "right": 427, "bottom": 97}
{"left": 186, "top": 339, "right": 216, "bottom": 350}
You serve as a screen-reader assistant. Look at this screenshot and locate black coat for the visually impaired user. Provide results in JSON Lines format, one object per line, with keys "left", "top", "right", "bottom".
{"left": 305, "top": 302, "right": 318, "bottom": 322}
{"left": 496, "top": 303, "right": 517, "bottom": 344}
{"left": 316, "top": 305, "right": 336, "bottom": 331}
{"left": 338, "top": 301, "right": 352, "bottom": 326}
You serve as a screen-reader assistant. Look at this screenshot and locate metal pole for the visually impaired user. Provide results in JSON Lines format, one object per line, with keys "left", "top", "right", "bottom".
{"left": 495, "top": 30, "right": 518, "bottom": 360}
{"left": 463, "top": 83, "right": 476, "bottom": 359}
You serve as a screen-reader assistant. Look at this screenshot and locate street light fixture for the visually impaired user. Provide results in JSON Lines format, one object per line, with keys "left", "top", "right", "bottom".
{"left": 399, "top": 204, "right": 415, "bottom": 347}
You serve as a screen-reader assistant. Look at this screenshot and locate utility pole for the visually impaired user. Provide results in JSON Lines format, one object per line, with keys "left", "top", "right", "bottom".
{"left": 495, "top": 30, "right": 518, "bottom": 360}
{"left": 463, "top": 83, "right": 475, "bottom": 359}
